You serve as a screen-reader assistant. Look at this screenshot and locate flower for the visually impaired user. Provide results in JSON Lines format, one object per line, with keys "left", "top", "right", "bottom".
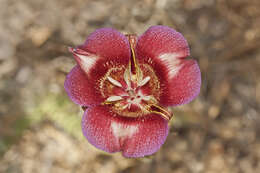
{"left": 64, "top": 25, "right": 201, "bottom": 158}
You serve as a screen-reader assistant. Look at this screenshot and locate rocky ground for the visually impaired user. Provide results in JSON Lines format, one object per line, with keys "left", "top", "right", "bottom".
{"left": 0, "top": 0, "right": 260, "bottom": 172}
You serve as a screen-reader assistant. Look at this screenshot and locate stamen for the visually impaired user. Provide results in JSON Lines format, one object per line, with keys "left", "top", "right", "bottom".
{"left": 123, "top": 68, "right": 131, "bottom": 89}
{"left": 126, "top": 34, "right": 137, "bottom": 74}
{"left": 138, "top": 76, "right": 151, "bottom": 87}
{"left": 121, "top": 104, "right": 129, "bottom": 110}
{"left": 142, "top": 95, "right": 152, "bottom": 101}
{"left": 103, "top": 96, "right": 122, "bottom": 105}
{"left": 106, "top": 96, "right": 123, "bottom": 102}
{"left": 107, "top": 76, "right": 123, "bottom": 88}
{"left": 125, "top": 34, "right": 142, "bottom": 82}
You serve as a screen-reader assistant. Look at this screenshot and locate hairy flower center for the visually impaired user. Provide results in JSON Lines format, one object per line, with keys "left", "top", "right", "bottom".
{"left": 99, "top": 34, "right": 172, "bottom": 120}
{"left": 100, "top": 64, "right": 157, "bottom": 116}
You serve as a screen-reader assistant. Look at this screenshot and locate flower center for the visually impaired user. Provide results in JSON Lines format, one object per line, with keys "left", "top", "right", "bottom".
{"left": 99, "top": 34, "right": 172, "bottom": 120}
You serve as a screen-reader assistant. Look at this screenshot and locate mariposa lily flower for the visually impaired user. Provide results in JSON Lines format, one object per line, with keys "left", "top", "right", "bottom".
{"left": 64, "top": 25, "right": 201, "bottom": 158}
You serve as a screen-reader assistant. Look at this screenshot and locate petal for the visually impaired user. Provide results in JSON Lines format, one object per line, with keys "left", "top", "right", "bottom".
{"left": 122, "top": 116, "right": 169, "bottom": 158}
{"left": 136, "top": 25, "right": 190, "bottom": 60}
{"left": 64, "top": 65, "right": 104, "bottom": 106}
{"left": 136, "top": 25, "right": 200, "bottom": 106}
{"left": 82, "top": 105, "right": 169, "bottom": 158}
{"left": 70, "top": 28, "right": 130, "bottom": 77}
{"left": 160, "top": 59, "right": 201, "bottom": 106}
{"left": 80, "top": 28, "right": 131, "bottom": 60}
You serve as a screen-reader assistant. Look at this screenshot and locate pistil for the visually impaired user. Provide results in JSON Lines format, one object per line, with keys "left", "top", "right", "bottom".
{"left": 146, "top": 104, "right": 173, "bottom": 121}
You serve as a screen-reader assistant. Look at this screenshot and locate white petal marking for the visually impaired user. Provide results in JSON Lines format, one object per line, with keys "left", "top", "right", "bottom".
{"left": 106, "top": 95, "right": 123, "bottom": 102}
{"left": 111, "top": 122, "right": 138, "bottom": 138}
{"left": 138, "top": 76, "right": 151, "bottom": 87}
{"left": 158, "top": 53, "right": 183, "bottom": 78}
{"left": 107, "top": 76, "right": 123, "bottom": 88}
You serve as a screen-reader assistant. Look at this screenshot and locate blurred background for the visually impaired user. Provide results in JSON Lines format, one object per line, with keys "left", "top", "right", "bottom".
{"left": 0, "top": 0, "right": 260, "bottom": 172}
